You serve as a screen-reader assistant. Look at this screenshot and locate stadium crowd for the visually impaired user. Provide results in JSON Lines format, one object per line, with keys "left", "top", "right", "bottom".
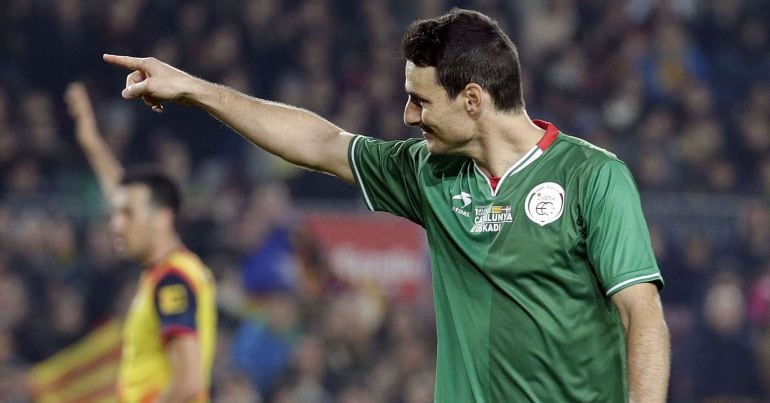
{"left": 0, "top": 0, "right": 769, "bottom": 401}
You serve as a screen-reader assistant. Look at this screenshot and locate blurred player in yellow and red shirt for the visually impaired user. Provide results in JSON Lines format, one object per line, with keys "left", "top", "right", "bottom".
{"left": 65, "top": 82, "right": 216, "bottom": 403}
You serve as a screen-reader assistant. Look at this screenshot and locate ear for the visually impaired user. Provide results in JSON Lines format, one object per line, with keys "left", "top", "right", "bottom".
{"left": 463, "top": 83, "right": 483, "bottom": 116}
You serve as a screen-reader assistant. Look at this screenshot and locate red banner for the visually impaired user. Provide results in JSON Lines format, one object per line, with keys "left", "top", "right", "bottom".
{"left": 303, "top": 211, "right": 428, "bottom": 296}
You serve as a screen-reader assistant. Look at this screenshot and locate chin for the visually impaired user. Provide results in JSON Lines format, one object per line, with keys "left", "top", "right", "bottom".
{"left": 115, "top": 248, "right": 132, "bottom": 260}
{"left": 426, "top": 148, "right": 444, "bottom": 156}
{"left": 112, "top": 243, "right": 126, "bottom": 256}
{"left": 425, "top": 144, "right": 440, "bottom": 155}
{"left": 424, "top": 139, "right": 444, "bottom": 155}
{"left": 114, "top": 244, "right": 137, "bottom": 261}
{"left": 428, "top": 141, "right": 461, "bottom": 156}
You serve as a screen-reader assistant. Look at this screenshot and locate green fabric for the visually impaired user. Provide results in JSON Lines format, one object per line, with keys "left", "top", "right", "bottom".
{"left": 349, "top": 131, "right": 663, "bottom": 402}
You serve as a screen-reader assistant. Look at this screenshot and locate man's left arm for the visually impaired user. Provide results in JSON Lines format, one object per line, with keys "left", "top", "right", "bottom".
{"left": 153, "top": 273, "right": 205, "bottom": 402}
{"left": 611, "top": 282, "right": 670, "bottom": 403}
{"left": 155, "top": 335, "right": 203, "bottom": 403}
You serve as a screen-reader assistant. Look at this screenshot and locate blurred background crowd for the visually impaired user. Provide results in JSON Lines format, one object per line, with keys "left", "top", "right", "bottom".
{"left": 0, "top": 0, "right": 769, "bottom": 401}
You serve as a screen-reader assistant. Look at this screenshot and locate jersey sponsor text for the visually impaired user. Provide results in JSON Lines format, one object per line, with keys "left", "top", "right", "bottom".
{"left": 471, "top": 205, "right": 513, "bottom": 233}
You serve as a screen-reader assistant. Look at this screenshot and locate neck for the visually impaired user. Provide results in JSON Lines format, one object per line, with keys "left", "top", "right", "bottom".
{"left": 470, "top": 109, "right": 545, "bottom": 178}
{"left": 143, "top": 233, "right": 182, "bottom": 268}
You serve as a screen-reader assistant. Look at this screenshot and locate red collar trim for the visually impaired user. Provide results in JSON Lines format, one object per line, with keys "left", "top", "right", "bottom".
{"left": 145, "top": 245, "right": 187, "bottom": 272}
{"left": 489, "top": 176, "right": 501, "bottom": 191}
{"left": 533, "top": 120, "right": 559, "bottom": 151}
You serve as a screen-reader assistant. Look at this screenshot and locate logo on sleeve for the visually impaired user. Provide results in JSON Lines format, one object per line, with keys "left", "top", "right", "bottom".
{"left": 525, "top": 182, "right": 565, "bottom": 226}
{"left": 159, "top": 284, "right": 188, "bottom": 315}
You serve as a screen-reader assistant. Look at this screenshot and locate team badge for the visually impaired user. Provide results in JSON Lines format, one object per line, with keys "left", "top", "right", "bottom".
{"left": 524, "top": 182, "right": 565, "bottom": 226}
{"left": 158, "top": 284, "right": 188, "bottom": 315}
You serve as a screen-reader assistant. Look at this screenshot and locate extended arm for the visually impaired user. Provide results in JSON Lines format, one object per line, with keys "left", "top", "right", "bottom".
{"left": 102, "top": 55, "right": 355, "bottom": 183}
{"left": 611, "top": 283, "right": 670, "bottom": 403}
{"left": 155, "top": 335, "right": 204, "bottom": 403}
{"left": 64, "top": 82, "right": 124, "bottom": 200}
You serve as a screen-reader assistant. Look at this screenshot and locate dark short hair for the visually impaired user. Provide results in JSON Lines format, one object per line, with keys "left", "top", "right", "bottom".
{"left": 402, "top": 8, "right": 524, "bottom": 112}
{"left": 120, "top": 167, "right": 181, "bottom": 216}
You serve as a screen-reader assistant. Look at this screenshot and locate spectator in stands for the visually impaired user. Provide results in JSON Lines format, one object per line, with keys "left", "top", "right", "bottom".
{"left": 691, "top": 273, "right": 765, "bottom": 401}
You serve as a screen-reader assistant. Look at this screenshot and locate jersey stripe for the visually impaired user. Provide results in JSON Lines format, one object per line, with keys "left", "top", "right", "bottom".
{"left": 474, "top": 145, "right": 543, "bottom": 196}
{"left": 605, "top": 273, "right": 662, "bottom": 296}
{"left": 511, "top": 148, "right": 543, "bottom": 175}
{"left": 350, "top": 136, "right": 374, "bottom": 211}
{"left": 488, "top": 146, "right": 535, "bottom": 195}
{"left": 149, "top": 266, "right": 199, "bottom": 293}
{"left": 473, "top": 121, "right": 560, "bottom": 196}
{"left": 161, "top": 325, "right": 198, "bottom": 345}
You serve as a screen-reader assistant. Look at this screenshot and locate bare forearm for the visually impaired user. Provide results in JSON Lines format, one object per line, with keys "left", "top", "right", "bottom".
{"left": 102, "top": 54, "right": 354, "bottom": 182}
{"left": 156, "top": 336, "right": 204, "bottom": 403}
{"left": 612, "top": 284, "right": 670, "bottom": 403}
{"left": 65, "top": 82, "right": 124, "bottom": 198}
{"left": 626, "top": 315, "right": 670, "bottom": 402}
{"left": 154, "top": 381, "right": 199, "bottom": 403}
{"left": 77, "top": 123, "right": 124, "bottom": 199}
{"left": 185, "top": 79, "right": 354, "bottom": 182}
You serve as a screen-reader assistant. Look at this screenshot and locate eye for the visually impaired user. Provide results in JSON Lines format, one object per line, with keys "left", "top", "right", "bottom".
{"left": 409, "top": 95, "right": 423, "bottom": 107}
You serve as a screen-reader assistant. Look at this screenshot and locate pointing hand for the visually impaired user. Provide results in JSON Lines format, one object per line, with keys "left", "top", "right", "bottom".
{"left": 103, "top": 54, "right": 195, "bottom": 113}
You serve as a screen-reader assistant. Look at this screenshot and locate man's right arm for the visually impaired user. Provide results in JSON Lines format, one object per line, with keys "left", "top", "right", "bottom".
{"left": 192, "top": 82, "right": 355, "bottom": 183}
{"left": 65, "top": 82, "right": 125, "bottom": 201}
{"left": 103, "top": 55, "right": 355, "bottom": 183}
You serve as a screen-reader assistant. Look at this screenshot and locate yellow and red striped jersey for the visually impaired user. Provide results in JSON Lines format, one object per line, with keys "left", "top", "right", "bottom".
{"left": 118, "top": 248, "right": 216, "bottom": 403}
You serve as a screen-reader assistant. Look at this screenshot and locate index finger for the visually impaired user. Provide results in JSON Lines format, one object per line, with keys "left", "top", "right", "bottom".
{"left": 103, "top": 54, "right": 144, "bottom": 70}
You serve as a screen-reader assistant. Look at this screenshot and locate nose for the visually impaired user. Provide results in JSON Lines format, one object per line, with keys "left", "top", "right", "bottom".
{"left": 403, "top": 101, "right": 421, "bottom": 127}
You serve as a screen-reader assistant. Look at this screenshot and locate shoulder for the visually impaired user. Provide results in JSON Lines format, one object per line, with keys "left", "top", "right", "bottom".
{"left": 149, "top": 249, "right": 213, "bottom": 291}
{"left": 554, "top": 134, "right": 620, "bottom": 166}
{"left": 167, "top": 249, "right": 209, "bottom": 273}
{"left": 352, "top": 135, "right": 428, "bottom": 158}
{"left": 544, "top": 134, "right": 641, "bottom": 201}
{"left": 551, "top": 133, "right": 633, "bottom": 180}
{"left": 352, "top": 135, "right": 468, "bottom": 175}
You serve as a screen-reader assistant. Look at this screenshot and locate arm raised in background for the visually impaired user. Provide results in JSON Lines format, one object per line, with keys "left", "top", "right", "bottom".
{"left": 612, "top": 282, "right": 670, "bottom": 403}
{"left": 102, "top": 54, "right": 355, "bottom": 184}
{"left": 64, "top": 82, "right": 125, "bottom": 200}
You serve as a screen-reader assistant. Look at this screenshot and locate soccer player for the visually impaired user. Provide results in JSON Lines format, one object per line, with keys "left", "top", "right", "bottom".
{"left": 65, "top": 82, "right": 217, "bottom": 403}
{"left": 103, "top": 8, "right": 669, "bottom": 402}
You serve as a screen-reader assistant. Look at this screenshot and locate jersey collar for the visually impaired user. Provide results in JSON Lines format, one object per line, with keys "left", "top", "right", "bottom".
{"left": 533, "top": 119, "right": 559, "bottom": 151}
{"left": 474, "top": 119, "right": 560, "bottom": 196}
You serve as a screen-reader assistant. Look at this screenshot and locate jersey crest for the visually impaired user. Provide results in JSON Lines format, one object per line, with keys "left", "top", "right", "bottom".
{"left": 524, "top": 182, "right": 565, "bottom": 226}
{"left": 158, "top": 284, "right": 188, "bottom": 315}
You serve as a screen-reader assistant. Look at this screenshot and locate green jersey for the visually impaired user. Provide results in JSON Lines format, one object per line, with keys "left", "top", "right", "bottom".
{"left": 348, "top": 120, "right": 663, "bottom": 402}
